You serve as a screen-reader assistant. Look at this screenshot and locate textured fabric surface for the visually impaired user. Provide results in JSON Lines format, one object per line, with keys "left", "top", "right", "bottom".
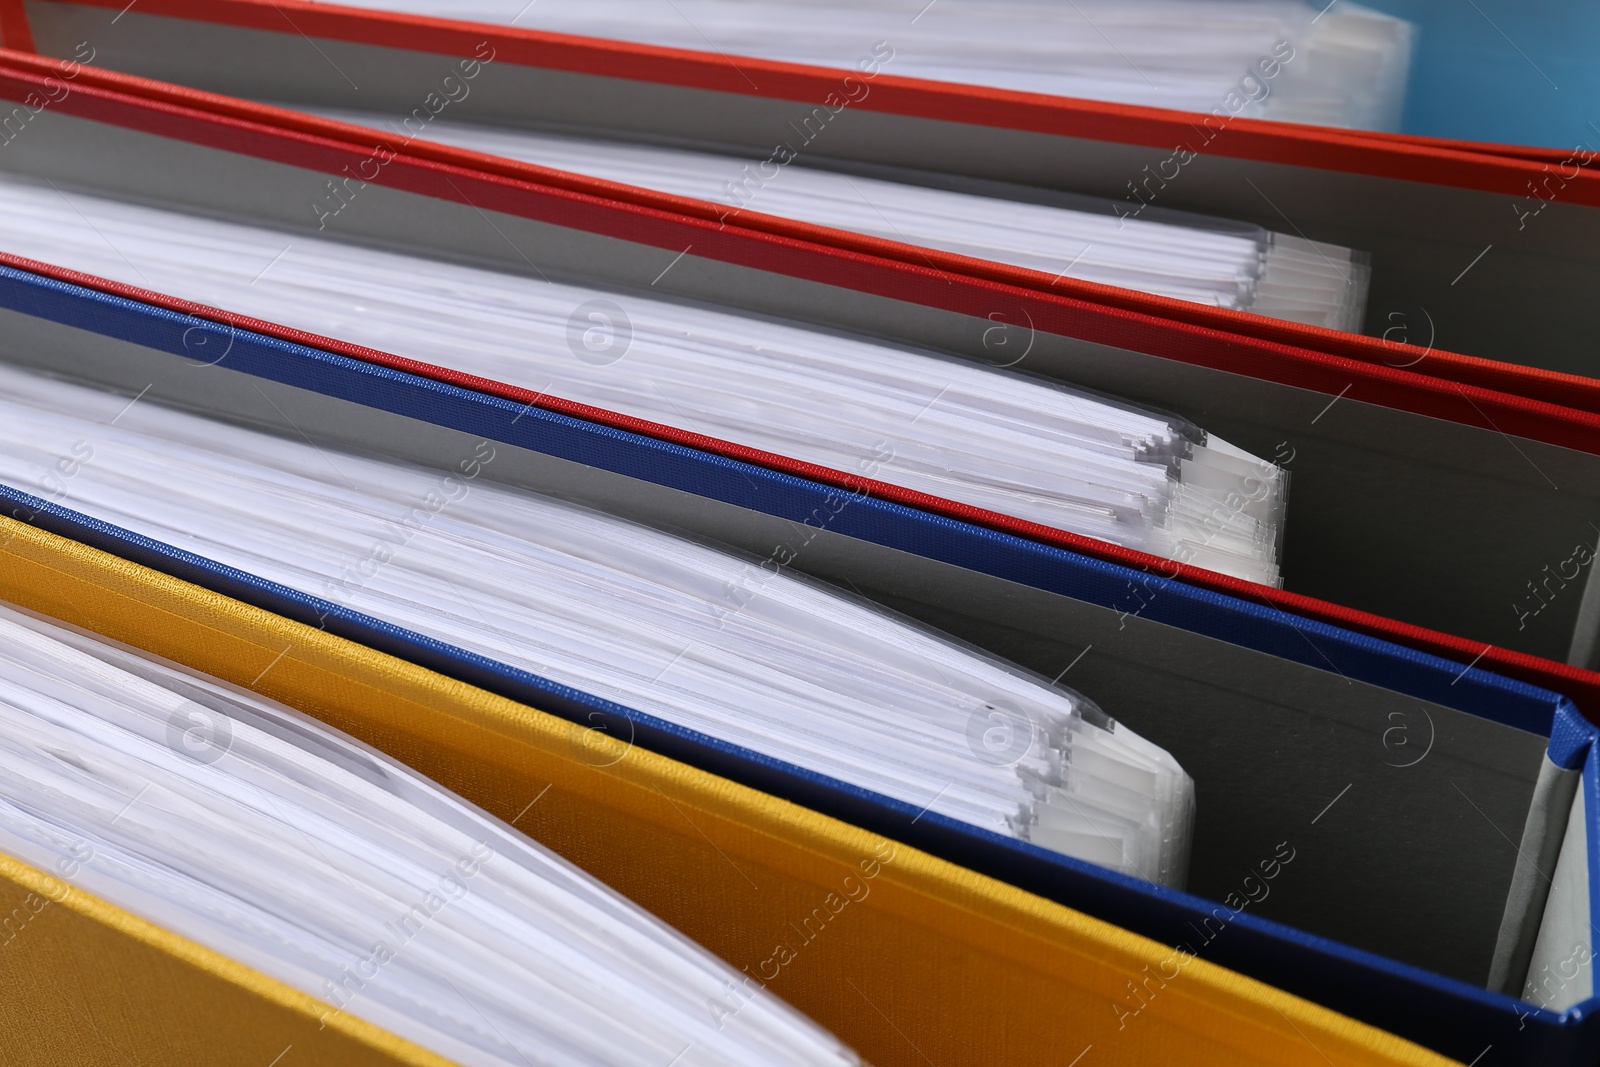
{"left": 0, "top": 859, "right": 448, "bottom": 1065}
{"left": 0, "top": 514, "right": 1458, "bottom": 1066}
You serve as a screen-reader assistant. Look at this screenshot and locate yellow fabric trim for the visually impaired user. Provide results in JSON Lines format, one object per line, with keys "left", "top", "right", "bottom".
{"left": 0, "top": 516, "right": 1462, "bottom": 1067}
{"left": 0, "top": 852, "right": 451, "bottom": 1066}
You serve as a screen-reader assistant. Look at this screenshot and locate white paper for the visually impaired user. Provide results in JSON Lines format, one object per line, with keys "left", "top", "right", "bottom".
{"left": 307, "top": 108, "right": 1369, "bottom": 332}
{"left": 0, "top": 364, "right": 1194, "bottom": 887}
{"left": 308, "top": 0, "right": 1414, "bottom": 129}
{"left": 0, "top": 603, "right": 862, "bottom": 1066}
{"left": 0, "top": 176, "right": 1287, "bottom": 584}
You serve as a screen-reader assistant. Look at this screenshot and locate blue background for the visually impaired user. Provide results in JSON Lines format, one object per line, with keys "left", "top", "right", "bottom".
{"left": 1362, "top": 0, "right": 1597, "bottom": 148}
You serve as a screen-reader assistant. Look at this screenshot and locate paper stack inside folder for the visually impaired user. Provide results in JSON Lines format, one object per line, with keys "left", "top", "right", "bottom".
{"left": 0, "top": 364, "right": 1195, "bottom": 887}
{"left": 320, "top": 0, "right": 1414, "bottom": 130}
{"left": 0, "top": 603, "right": 867, "bottom": 1066}
{"left": 308, "top": 109, "right": 1372, "bottom": 332}
{"left": 0, "top": 177, "right": 1288, "bottom": 585}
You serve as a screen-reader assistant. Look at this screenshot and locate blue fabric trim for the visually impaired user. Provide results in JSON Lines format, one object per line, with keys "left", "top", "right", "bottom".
{"left": 1550, "top": 700, "right": 1597, "bottom": 772}
{"left": 1588, "top": 746, "right": 1600, "bottom": 1027}
{"left": 1, "top": 261, "right": 1595, "bottom": 1062}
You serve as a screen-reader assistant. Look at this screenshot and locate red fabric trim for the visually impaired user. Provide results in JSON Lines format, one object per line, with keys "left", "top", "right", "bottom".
{"left": 0, "top": 0, "right": 33, "bottom": 53}
{"left": 34, "top": 0, "right": 1600, "bottom": 207}
{"left": 2, "top": 52, "right": 1598, "bottom": 455}
{"left": 5, "top": 244, "right": 1598, "bottom": 722}
{"left": 1359, "top": 127, "right": 1591, "bottom": 165}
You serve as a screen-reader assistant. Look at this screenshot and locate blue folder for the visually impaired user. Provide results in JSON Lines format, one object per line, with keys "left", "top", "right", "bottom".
{"left": 1364, "top": 0, "right": 1598, "bottom": 149}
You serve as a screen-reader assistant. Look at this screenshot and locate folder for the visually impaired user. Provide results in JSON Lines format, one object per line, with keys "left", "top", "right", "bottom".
{"left": 0, "top": 597, "right": 884, "bottom": 1067}
{"left": 0, "top": 252, "right": 1596, "bottom": 1065}
{"left": 296, "top": 102, "right": 1374, "bottom": 335}
{"left": 0, "top": 53, "right": 1592, "bottom": 698}
{"left": 0, "top": 357, "right": 1204, "bottom": 890}
{"left": 0, "top": 516, "right": 1466, "bottom": 1067}
{"left": 3, "top": 1, "right": 1600, "bottom": 387}
{"left": 2, "top": 10, "right": 1596, "bottom": 1064}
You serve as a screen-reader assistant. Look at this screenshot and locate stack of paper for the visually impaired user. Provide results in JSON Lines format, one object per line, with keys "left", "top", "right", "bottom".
{"left": 0, "top": 603, "right": 863, "bottom": 1066}
{"left": 317, "top": 0, "right": 1414, "bottom": 129}
{"left": 311, "top": 108, "right": 1371, "bottom": 331}
{"left": 0, "top": 177, "right": 1288, "bottom": 585}
{"left": 0, "top": 364, "right": 1196, "bottom": 887}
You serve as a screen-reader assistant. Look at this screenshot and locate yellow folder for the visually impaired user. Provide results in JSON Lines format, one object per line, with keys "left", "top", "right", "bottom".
{"left": 0, "top": 514, "right": 1455, "bottom": 1067}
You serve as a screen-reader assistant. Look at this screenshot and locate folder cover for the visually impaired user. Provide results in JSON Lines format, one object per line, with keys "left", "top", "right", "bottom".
{"left": 0, "top": 517, "right": 1459, "bottom": 1067}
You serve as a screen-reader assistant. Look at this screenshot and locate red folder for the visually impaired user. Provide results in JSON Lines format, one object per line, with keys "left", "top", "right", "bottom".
{"left": 3, "top": 0, "right": 1599, "bottom": 404}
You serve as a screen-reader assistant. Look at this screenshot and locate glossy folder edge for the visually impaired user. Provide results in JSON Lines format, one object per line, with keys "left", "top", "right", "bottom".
{"left": 0, "top": 259, "right": 1594, "bottom": 1063}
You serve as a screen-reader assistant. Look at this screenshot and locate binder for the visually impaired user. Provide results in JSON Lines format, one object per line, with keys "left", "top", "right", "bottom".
{"left": 0, "top": 358, "right": 1203, "bottom": 890}
{"left": 0, "top": 519, "right": 1460, "bottom": 1067}
{"left": 0, "top": 252, "right": 1597, "bottom": 1065}
{"left": 297, "top": 103, "right": 1375, "bottom": 335}
{"left": 0, "top": 11, "right": 1594, "bottom": 1065}
{"left": 0, "top": 600, "right": 890, "bottom": 1067}
{"left": 3, "top": 1, "right": 1600, "bottom": 386}
{"left": 0, "top": 52, "right": 1593, "bottom": 702}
